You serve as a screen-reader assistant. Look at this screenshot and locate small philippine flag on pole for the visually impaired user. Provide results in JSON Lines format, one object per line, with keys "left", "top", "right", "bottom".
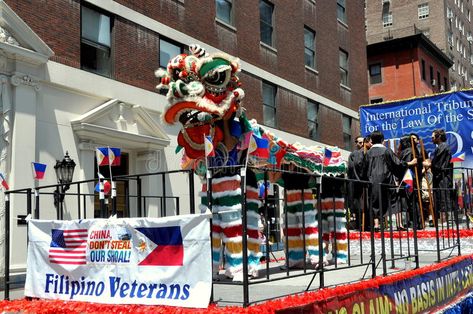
{"left": 108, "top": 147, "right": 121, "bottom": 166}
{"left": 204, "top": 135, "right": 215, "bottom": 157}
{"left": 450, "top": 151, "right": 465, "bottom": 163}
{"left": 402, "top": 169, "right": 414, "bottom": 193}
{"left": 0, "top": 173, "right": 8, "bottom": 190}
{"left": 96, "top": 147, "right": 121, "bottom": 166}
{"left": 32, "top": 162, "right": 47, "bottom": 180}
{"left": 96, "top": 147, "right": 109, "bottom": 166}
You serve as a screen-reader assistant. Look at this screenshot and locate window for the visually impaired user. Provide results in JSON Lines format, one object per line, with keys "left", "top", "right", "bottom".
{"left": 339, "top": 49, "right": 349, "bottom": 86}
{"left": 437, "top": 71, "right": 441, "bottom": 90}
{"left": 444, "top": 77, "right": 448, "bottom": 91}
{"left": 216, "top": 0, "right": 233, "bottom": 25}
{"left": 304, "top": 27, "right": 316, "bottom": 69}
{"left": 342, "top": 115, "right": 352, "bottom": 150}
{"left": 337, "top": 0, "right": 347, "bottom": 24}
{"left": 159, "top": 38, "right": 182, "bottom": 68}
{"left": 262, "top": 81, "right": 277, "bottom": 127}
{"left": 421, "top": 59, "right": 426, "bottom": 80}
{"left": 81, "top": 6, "right": 112, "bottom": 77}
{"left": 418, "top": 3, "right": 429, "bottom": 19}
{"left": 430, "top": 65, "right": 434, "bottom": 84}
{"left": 369, "top": 63, "right": 382, "bottom": 84}
{"left": 260, "top": 0, "right": 274, "bottom": 47}
{"left": 370, "top": 98, "right": 383, "bottom": 104}
{"left": 382, "top": 12, "right": 393, "bottom": 27}
{"left": 307, "top": 100, "right": 319, "bottom": 140}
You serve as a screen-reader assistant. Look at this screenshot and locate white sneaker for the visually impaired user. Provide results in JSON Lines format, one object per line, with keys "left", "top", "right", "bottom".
{"left": 232, "top": 272, "right": 244, "bottom": 282}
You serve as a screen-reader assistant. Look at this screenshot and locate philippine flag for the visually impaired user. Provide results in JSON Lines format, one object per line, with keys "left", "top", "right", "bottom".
{"left": 32, "top": 162, "right": 47, "bottom": 180}
{"left": 108, "top": 147, "right": 121, "bottom": 166}
{"left": 96, "top": 147, "right": 109, "bottom": 166}
{"left": 451, "top": 151, "right": 465, "bottom": 163}
{"left": 249, "top": 134, "right": 269, "bottom": 158}
{"left": 96, "top": 147, "right": 121, "bottom": 166}
{"left": 136, "top": 226, "right": 184, "bottom": 266}
{"left": 402, "top": 169, "right": 414, "bottom": 193}
{"left": 204, "top": 135, "right": 215, "bottom": 157}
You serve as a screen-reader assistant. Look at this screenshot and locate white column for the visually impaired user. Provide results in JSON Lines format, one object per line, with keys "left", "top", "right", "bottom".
{"left": 136, "top": 150, "right": 164, "bottom": 218}
{"left": 9, "top": 72, "right": 40, "bottom": 271}
{"left": 78, "top": 140, "right": 98, "bottom": 219}
{"left": 0, "top": 75, "right": 12, "bottom": 275}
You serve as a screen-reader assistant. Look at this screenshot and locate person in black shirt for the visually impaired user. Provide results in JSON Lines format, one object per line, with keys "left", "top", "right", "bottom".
{"left": 347, "top": 136, "right": 365, "bottom": 230}
{"left": 423, "top": 129, "right": 453, "bottom": 224}
{"left": 364, "top": 131, "right": 417, "bottom": 230}
{"left": 397, "top": 134, "right": 424, "bottom": 229}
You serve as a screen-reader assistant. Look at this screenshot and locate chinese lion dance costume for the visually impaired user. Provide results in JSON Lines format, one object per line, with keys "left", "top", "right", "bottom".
{"left": 156, "top": 44, "right": 347, "bottom": 281}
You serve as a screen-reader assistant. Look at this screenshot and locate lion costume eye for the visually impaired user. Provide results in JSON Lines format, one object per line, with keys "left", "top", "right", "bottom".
{"left": 205, "top": 71, "right": 227, "bottom": 85}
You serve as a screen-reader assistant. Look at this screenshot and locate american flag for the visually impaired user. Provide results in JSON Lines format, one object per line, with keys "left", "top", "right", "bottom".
{"left": 49, "top": 229, "right": 88, "bottom": 265}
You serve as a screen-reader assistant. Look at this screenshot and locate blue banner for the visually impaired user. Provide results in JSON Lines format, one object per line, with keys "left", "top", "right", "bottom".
{"left": 276, "top": 257, "right": 473, "bottom": 314}
{"left": 360, "top": 90, "right": 473, "bottom": 167}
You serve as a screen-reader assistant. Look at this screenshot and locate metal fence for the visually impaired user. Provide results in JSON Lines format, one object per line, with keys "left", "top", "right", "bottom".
{"left": 2, "top": 166, "right": 468, "bottom": 306}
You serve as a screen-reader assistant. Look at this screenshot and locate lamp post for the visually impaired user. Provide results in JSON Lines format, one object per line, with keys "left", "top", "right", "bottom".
{"left": 53, "top": 151, "right": 76, "bottom": 220}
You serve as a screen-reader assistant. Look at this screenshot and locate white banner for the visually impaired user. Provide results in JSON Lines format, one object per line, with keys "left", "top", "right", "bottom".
{"left": 25, "top": 214, "right": 211, "bottom": 308}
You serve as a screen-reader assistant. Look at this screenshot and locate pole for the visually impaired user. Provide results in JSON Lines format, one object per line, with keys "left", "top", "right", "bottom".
{"left": 108, "top": 146, "right": 116, "bottom": 216}
{"left": 419, "top": 139, "right": 436, "bottom": 227}
{"left": 410, "top": 136, "right": 425, "bottom": 229}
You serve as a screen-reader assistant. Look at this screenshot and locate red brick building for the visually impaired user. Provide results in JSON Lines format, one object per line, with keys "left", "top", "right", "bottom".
{"left": 0, "top": 0, "right": 369, "bottom": 269}
{"left": 6, "top": 0, "right": 368, "bottom": 150}
{"left": 367, "top": 34, "right": 452, "bottom": 104}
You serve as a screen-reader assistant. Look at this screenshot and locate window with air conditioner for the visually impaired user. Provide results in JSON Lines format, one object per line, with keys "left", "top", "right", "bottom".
{"left": 383, "top": 12, "right": 393, "bottom": 27}
{"left": 418, "top": 3, "right": 429, "bottom": 19}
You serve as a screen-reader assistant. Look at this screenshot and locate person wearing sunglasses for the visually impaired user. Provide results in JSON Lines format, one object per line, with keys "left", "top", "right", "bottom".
{"left": 347, "top": 136, "right": 365, "bottom": 230}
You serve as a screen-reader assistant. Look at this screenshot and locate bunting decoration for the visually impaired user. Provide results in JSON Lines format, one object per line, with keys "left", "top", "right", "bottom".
{"left": 0, "top": 173, "right": 9, "bottom": 190}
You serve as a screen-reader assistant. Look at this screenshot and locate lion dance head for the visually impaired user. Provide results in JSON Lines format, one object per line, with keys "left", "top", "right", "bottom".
{"left": 156, "top": 44, "right": 245, "bottom": 159}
